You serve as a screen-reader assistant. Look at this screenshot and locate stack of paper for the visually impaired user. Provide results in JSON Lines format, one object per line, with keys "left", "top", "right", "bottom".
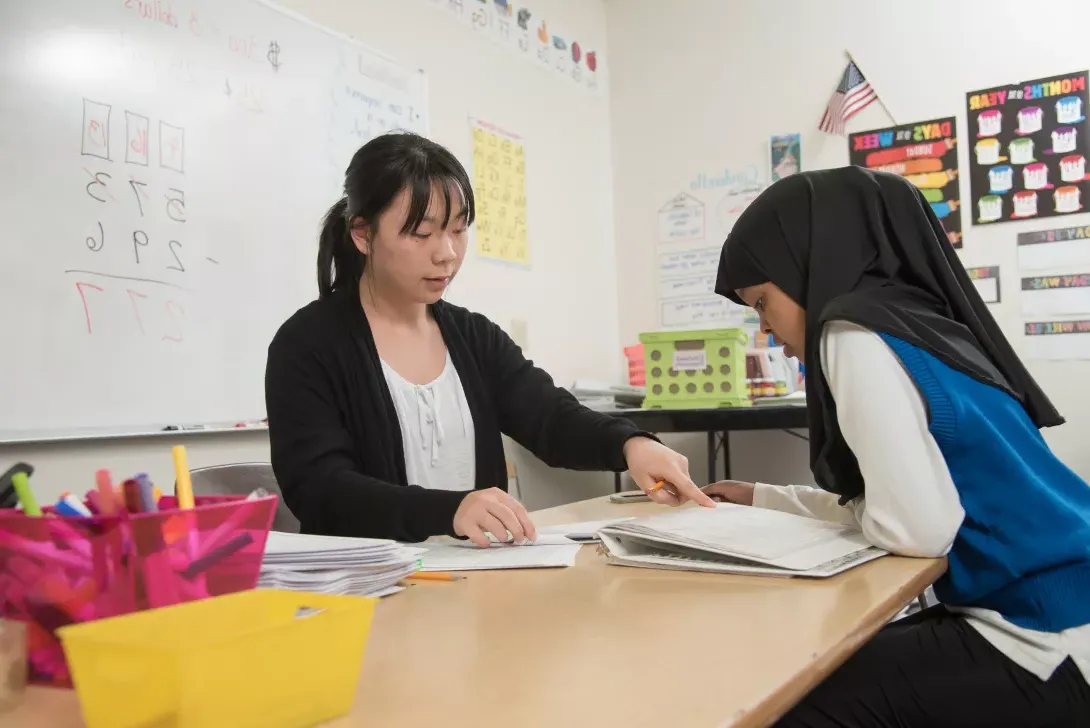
{"left": 259, "top": 532, "right": 423, "bottom": 597}
{"left": 598, "top": 503, "right": 887, "bottom": 578}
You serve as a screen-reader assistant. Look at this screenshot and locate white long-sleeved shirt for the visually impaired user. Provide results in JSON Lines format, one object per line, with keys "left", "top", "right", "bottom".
{"left": 753, "top": 321, "right": 1090, "bottom": 683}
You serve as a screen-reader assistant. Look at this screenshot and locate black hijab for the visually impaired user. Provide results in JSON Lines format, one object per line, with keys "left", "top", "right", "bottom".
{"left": 715, "top": 166, "right": 1063, "bottom": 502}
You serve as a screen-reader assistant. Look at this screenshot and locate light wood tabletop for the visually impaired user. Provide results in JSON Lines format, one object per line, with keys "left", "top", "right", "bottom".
{"left": 9, "top": 496, "right": 945, "bottom": 728}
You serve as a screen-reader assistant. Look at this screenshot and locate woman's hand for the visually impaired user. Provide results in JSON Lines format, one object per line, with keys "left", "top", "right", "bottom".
{"left": 623, "top": 437, "right": 716, "bottom": 508}
{"left": 453, "top": 488, "right": 537, "bottom": 547}
{"left": 702, "top": 480, "right": 756, "bottom": 506}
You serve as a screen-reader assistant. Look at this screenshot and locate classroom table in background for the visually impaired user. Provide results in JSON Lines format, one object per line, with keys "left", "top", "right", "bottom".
{"left": 13, "top": 496, "right": 944, "bottom": 728}
{"left": 606, "top": 405, "right": 810, "bottom": 491}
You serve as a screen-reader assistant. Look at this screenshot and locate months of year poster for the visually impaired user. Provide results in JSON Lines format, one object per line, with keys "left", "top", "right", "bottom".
{"left": 966, "top": 71, "right": 1090, "bottom": 225}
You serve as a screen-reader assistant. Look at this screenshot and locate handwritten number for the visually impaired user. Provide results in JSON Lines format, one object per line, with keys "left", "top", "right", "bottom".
{"left": 165, "top": 188, "right": 186, "bottom": 222}
{"left": 133, "top": 230, "right": 149, "bottom": 263}
{"left": 167, "top": 240, "right": 185, "bottom": 272}
{"left": 85, "top": 171, "right": 112, "bottom": 202}
{"left": 129, "top": 179, "right": 148, "bottom": 216}
{"left": 75, "top": 282, "right": 104, "bottom": 334}
{"left": 86, "top": 222, "right": 104, "bottom": 252}
{"left": 126, "top": 289, "right": 148, "bottom": 334}
{"left": 163, "top": 301, "right": 185, "bottom": 342}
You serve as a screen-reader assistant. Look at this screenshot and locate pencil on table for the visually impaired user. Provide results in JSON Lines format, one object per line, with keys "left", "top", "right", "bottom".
{"left": 406, "top": 572, "right": 465, "bottom": 582}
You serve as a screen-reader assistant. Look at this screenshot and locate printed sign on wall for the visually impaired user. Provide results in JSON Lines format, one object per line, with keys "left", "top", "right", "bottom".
{"left": 424, "top": 0, "right": 603, "bottom": 93}
{"left": 1025, "top": 320, "right": 1090, "bottom": 360}
{"left": 966, "top": 71, "right": 1090, "bottom": 225}
{"left": 965, "top": 266, "right": 1000, "bottom": 303}
{"left": 849, "top": 117, "right": 961, "bottom": 247}
{"left": 1017, "top": 224, "right": 1090, "bottom": 270}
{"left": 770, "top": 133, "right": 800, "bottom": 182}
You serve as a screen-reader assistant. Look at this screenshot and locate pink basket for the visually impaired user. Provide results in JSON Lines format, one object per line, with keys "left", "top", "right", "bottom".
{"left": 0, "top": 494, "right": 275, "bottom": 687}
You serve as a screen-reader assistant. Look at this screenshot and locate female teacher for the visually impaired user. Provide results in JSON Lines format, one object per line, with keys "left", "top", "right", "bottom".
{"left": 266, "top": 132, "right": 712, "bottom": 545}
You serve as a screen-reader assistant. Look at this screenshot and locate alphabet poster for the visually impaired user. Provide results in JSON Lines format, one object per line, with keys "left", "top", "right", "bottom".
{"left": 849, "top": 117, "right": 962, "bottom": 248}
{"left": 966, "top": 71, "right": 1090, "bottom": 225}
{"left": 470, "top": 118, "right": 529, "bottom": 266}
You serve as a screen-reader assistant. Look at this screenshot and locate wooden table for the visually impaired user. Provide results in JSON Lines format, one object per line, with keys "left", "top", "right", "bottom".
{"left": 10, "top": 497, "right": 945, "bottom": 728}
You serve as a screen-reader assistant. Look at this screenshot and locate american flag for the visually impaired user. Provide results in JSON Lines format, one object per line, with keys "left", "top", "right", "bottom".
{"left": 819, "top": 60, "right": 877, "bottom": 135}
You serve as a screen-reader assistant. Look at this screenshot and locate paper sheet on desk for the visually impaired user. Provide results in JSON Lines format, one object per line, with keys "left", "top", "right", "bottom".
{"left": 538, "top": 517, "right": 636, "bottom": 541}
{"left": 417, "top": 537, "right": 583, "bottom": 571}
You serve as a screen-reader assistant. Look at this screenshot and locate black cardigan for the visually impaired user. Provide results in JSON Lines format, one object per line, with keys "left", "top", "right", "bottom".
{"left": 265, "top": 287, "right": 648, "bottom": 542}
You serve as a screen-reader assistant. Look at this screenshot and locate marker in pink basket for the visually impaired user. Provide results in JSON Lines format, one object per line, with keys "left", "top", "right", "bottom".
{"left": 95, "top": 469, "right": 118, "bottom": 516}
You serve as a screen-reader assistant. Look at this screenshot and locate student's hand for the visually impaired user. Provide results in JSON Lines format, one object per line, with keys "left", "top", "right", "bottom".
{"left": 623, "top": 437, "right": 716, "bottom": 508}
{"left": 453, "top": 488, "right": 537, "bottom": 547}
{"left": 702, "top": 480, "right": 755, "bottom": 506}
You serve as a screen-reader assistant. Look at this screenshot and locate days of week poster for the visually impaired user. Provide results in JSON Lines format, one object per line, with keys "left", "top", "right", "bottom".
{"left": 966, "top": 71, "right": 1090, "bottom": 225}
{"left": 849, "top": 117, "right": 962, "bottom": 248}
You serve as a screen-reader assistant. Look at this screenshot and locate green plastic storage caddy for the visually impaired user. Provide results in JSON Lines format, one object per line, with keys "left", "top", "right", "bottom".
{"left": 639, "top": 328, "right": 751, "bottom": 409}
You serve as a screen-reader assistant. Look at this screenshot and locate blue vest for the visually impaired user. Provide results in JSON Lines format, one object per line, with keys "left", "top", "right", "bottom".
{"left": 878, "top": 334, "right": 1090, "bottom": 632}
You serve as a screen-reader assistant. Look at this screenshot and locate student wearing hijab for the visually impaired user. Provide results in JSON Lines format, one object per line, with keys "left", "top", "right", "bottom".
{"left": 710, "top": 166, "right": 1090, "bottom": 726}
{"left": 266, "top": 132, "right": 712, "bottom": 547}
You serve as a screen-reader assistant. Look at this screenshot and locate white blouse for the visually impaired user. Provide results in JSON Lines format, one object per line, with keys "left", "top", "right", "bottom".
{"left": 752, "top": 321, "right": 1090, "bottom": 684}
{"left": 380, "top": 354, "right": 476, "bottom": 493}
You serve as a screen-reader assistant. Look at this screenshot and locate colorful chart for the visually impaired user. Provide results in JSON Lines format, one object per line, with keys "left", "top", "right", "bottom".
{"left": 470, "top": 118, "right": 529, "bottom": 265}
{"left": 966, "top": 71, "right": 1090, "bottom": 225}
{"left": 849, "top": 117, "right": 962, "bottom": 248}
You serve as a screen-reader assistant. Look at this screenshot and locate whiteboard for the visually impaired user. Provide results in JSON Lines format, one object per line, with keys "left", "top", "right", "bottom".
{"left": 0, "top": 0, "right": 427, "bottom": 439}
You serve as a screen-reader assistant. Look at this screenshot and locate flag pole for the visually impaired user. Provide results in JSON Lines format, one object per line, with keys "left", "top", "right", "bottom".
{"left": 846, "top": 49, "right": 897, "bottom": 125}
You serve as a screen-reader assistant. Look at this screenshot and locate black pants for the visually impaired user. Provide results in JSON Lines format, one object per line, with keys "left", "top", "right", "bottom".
{"left": 775, "top": 606, "right": 1090, "bottom": 728}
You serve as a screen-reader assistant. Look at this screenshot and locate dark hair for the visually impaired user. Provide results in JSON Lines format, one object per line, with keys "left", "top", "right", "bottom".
{"left": 317, "top": 132, "right": 476, "bottom": 298}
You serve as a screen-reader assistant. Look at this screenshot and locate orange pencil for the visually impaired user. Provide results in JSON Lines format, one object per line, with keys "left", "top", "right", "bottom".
{"left": 405, "top": 572, "right": 465, "bottom": 582}
{"left": 648, "top": 479, "right": 667, "bottom": 492}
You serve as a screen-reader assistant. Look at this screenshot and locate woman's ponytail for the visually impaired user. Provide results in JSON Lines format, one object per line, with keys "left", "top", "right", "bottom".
{"left": 316, "top": 197, "right": 365, "bottom": 299}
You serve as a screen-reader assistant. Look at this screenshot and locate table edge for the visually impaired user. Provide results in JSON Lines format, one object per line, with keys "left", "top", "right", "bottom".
{"left": 729, "top": 557, "right": 948, "bottom": 728}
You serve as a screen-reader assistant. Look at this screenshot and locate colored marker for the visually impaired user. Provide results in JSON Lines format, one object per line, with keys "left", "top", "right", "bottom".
{"left": 121, "top": 479, "right": 144, "bottom": 513}
{"left": 85, "top": 489, "right": 102, "bottom": 515}
{"left": 95, "top": 469, "right": 118, "bottom": 516}
{"left": 55, "top": 495, "right": 92, "bottom": 518}
{"left": 12, "top": 472, "right": 41, "bottom": 516}
{"left": 172, "top": 446, "right": 195, "bottom": 509}
{"left": 180, "top": 532, "right": 253, "bottom": 580}
{"left": 0, "top": 463, "right": 34, "bottom": 509}
{"left": 135, "top": 473, "right": 158, "bottom": 512}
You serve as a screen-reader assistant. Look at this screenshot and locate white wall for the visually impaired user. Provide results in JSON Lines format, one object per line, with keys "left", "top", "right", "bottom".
{"left": 606, "top": 0, "right": 1090, "bottom": 486}
{"left": 14, "top": 0, "right": 1090, "bottom": 510}
{"left": 0, "top": 0, "right": 619, "bottom": 510}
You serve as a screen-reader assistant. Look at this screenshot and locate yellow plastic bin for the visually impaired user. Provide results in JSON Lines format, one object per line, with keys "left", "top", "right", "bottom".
{"left": 56, "top": 589, "right": 377, "bottom": 728}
